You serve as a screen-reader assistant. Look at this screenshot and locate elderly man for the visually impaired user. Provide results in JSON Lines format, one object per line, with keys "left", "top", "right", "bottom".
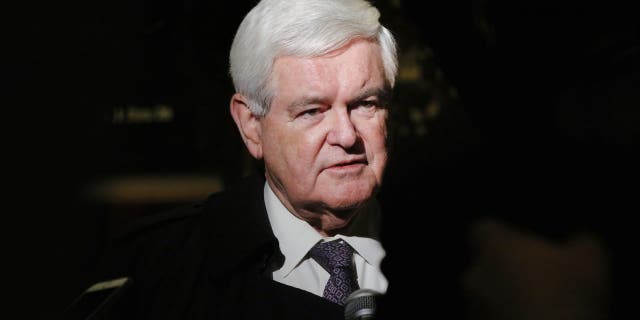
{"left": 93, "top": 0, "right": 397, "bottom": 319}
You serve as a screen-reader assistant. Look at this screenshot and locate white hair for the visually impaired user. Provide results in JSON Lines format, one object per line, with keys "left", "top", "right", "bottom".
{"left": 229, "top": 0, "right": 398, "bottom": 116}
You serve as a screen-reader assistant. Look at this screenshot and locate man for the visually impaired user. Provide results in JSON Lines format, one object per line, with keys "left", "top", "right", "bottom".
{"left": 94, "top": 0, "right": 398, "bottom": 319}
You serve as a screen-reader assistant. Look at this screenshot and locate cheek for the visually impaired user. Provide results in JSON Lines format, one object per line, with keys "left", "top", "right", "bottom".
{"left": 363, "top": 114, "right": 389, "bottom": 152}
{"left": 361, "top": 115, "right": 389, "bottom": 175}
{"left": 378, "top": 111, "right": 389, "bottom": 139}
{"left": 266, "top": 123, "right": 325, "bottom": 170}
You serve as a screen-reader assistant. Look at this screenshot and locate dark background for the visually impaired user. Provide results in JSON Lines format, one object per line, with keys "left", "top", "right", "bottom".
{"left": 6, "top": 0, "right": 638, "bottom": 319}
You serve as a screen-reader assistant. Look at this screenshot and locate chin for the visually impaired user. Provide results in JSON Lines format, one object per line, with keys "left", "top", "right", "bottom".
{"left": 316, "top": 174, "right": 380, "bottom": 208}
{"left": 324, "top": 189, "right": 374, "bottom": 211}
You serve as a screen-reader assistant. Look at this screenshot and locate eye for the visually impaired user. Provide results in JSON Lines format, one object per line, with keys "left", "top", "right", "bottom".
{"left": 298, "top": 108, "right": 321, "bottom": 119}
{"left": 352, "top": 100, "right": 379, "bottom": 110}
{"left": 360, "top": 100, "right": 378, "bottom": 108}
{"left": 303, "top": 108, "right": 319, "bottom": 115}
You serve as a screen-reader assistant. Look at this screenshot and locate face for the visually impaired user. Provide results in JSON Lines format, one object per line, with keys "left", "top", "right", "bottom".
{"left": 258, "top": 39, "right": 390, "bottom": 229}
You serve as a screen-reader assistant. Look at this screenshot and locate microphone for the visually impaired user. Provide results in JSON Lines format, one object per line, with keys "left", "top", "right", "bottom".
{"left": 344, "top": 288, "right": 381, "bottom": 320}
{"left": 63, "top": 276, "right": 132, "bottom": 320}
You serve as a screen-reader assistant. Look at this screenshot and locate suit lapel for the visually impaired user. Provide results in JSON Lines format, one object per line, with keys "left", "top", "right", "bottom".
{"left": 200, "top": 174, "right": 343, "bottom": 319}
{"left": 202, "top": 174, "right": 276, "bottom": 277}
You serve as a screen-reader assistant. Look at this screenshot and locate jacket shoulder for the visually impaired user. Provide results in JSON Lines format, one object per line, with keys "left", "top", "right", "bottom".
{"left": 112, "top": 199, "right": 210, "bottom": 242}
{"left": 97, "top": 192, "right": 225, "bottom": 278}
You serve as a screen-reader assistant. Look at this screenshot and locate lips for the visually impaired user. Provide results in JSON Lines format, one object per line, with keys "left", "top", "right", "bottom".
{"left": 327, "top": 158, "right": 368, "bottom": 169}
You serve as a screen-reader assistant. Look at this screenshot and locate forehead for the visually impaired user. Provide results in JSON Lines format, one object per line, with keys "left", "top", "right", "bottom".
{"left": 271, "top": 40, "right": 385, "bottom": 97}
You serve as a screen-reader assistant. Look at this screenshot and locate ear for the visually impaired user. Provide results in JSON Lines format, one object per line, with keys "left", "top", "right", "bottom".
{"left": 230, "top": 93, "right": 263, "bottom": 159}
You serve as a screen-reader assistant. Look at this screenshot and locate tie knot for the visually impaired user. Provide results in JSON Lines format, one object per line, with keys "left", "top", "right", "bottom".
{"left": 309, "top": 240, "right": 355, "bottom": 271}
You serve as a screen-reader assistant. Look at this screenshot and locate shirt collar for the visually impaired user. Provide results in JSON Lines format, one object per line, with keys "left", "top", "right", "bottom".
{"left": 338, "top": 236, "right": 386, "bottom": 268}
{"left": 264, "top": 182, "right": 385, "bottom": 277}
{"left": 264, "top": 182, "right": 322, "bottom": 277}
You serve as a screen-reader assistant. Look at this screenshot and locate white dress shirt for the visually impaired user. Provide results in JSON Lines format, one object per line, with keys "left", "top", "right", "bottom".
{"left": 264, "top": 182, "right": 388, "bottom": 298}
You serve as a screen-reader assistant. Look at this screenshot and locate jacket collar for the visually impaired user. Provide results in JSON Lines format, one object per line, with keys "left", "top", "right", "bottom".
{"left": 198, "top": 174, "right": 349, "bottom": 319}
{"left": 201, "top": 174, "right": 279, "bottom": 277}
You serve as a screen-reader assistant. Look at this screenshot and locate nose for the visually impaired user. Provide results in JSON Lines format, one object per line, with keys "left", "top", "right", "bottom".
{"left": 326, "top": 107, "right": 357, "bottom": 148}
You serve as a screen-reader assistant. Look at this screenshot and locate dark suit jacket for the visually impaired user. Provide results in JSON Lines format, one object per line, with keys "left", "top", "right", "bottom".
{"left": 97, "top": 174, "right": 344, "bottom": 320}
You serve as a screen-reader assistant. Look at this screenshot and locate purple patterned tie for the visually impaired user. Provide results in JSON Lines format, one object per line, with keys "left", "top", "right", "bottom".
{"left": 309, "top": 239, "right": 359, "bottom": 305}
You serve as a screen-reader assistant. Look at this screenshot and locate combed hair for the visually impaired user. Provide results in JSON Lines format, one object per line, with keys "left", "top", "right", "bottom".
{"left": 229, "top": 0, "right": 398, "bottom": 116}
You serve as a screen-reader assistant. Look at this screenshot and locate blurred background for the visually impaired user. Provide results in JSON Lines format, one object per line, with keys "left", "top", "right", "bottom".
{"left": 6, "top": 0, "right": 638, "bottom": 319}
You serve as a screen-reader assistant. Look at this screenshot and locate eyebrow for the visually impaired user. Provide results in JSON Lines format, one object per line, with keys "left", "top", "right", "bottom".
{"left": 287, "top": 87, "right": 391, "bottom": 113}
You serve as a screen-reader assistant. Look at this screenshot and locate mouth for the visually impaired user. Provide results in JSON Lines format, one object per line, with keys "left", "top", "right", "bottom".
{"left": 326, "top": 158, "right": 368, "bottom": 171}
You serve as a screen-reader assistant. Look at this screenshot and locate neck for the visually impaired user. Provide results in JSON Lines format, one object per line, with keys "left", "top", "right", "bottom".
{"left": 265, "top": 178, "right": 375, "bottom": 237}
{"left": 288, "top": 202, "right": 361, "bottom": 237}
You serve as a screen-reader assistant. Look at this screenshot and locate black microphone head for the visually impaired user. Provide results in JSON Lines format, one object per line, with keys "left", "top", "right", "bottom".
{"left": 344, "top": 288, "right": 381, "bottom": 320}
